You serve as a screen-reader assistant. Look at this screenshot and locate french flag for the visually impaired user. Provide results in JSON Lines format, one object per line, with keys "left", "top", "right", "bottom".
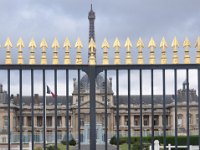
{"left": 47, "top": 85, "right": 56, "bottom": 98}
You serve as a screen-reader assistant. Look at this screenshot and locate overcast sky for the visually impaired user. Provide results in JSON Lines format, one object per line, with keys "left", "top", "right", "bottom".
{"left": 0, "top": 0, "right": 199, "bottom": 96}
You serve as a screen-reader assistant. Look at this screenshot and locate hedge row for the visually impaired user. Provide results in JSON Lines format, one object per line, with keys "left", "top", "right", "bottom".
{"left": 110, "top": 135, "right": 199, "bottom": 145}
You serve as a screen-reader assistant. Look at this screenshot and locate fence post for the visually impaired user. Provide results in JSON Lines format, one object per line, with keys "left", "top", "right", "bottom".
{"left": 154, "top": 140, "right": 159, "bottom": 150}
{"left": 190, "top": 145, "right": 192, "bottom": 150}
{"left": 168, "top": 143, "right": 171, "bottom": 150}
{"left": 149, "top": 145, "right": 152, "bottom": 150}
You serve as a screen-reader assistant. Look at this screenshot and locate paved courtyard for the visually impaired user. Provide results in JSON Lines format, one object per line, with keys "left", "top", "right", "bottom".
{"left": 72, "top": 144, "right": 116, "bottom": 150}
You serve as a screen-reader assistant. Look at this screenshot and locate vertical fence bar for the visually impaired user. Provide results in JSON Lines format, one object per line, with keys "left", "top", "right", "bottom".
{"left": 198, "top": 68, "right": 200, "bottom": 150}
{"left": 151, "top": 69, "right": 154, "bottom": 150}
{"left": 186, "top": 69, "right": 190, "bottom": 149}
{"left": 128, "top": 69, "right": 131, "bottom": 150}
{"left": 78, "top": 69, "right": 81, "bottom": 150}
{"left": 66, "top": 69, "right": 69, "bottom": 150}
{"left": 19, "top": 69, "right": 22, "bottom": 150}
{"left": 163, "top": 69, "right": 166, "bottom": 150}
{"left": 43, "top": 69, "right": 46, "bottom": 150}
{"left": 116, "top": 69, "right": 119, "bottom": 150}
{"left": 139, "top": 69, "right": 143, "bottom": 150}
{"left": 31, "top": 69, "right": 34, "bottom": 150}
{"left": 174, "top": 69, "right": 178, "bottom": 150}
{"left": 7, "top": 69, "right": 10, "bottom": 150}
{"left": 89, "top": 66, "right": 96, "bottom": 150}
{"left": 55, "top": 69, "right": 58, "bottom": 150}
{"left": 104, "top": 70, "right": 108, "bottom": 150}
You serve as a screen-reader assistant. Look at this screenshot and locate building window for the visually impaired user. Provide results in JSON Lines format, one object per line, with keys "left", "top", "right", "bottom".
{"left": 178, "top": 114, "right": 183, "bottom": 127}
{"left": 102, "top": 96, "right": 105, "bottom": 102}
{"left": 144, "top": 115, "right": 149, "bottom": 126}
{"left": 125, "top": 116, "right": 128, "bottom": 126}
{"left": 57, "top": 116, "right": 62, "bottom": 127}
{"left": 154, "top": 115, "right": 159, "bottom": 126}
{"left": 134, "top": 116, "right": 140, "bottom": 126}
{"left": 37, "top": 116, "right": 43, "bottom": 127}
{"left": 47, "top": 116, "right": 52, "bottom": 127}
{"left": 80, "top": 118, "right": 84, "bottom": 126}
{"left": 3, "top": 116, "right": 8, "bottom": 129}
{"left": 27, "top": 117, "right": 32, "bottom": 126}
{"left": 80, "top": 96, "right": 84, "bottom": 102}
{"left": 196, "top": 114, "right": 199, "bottom": 125}
{"left": 189, "top": 114, "right": 192, "bottom": 124}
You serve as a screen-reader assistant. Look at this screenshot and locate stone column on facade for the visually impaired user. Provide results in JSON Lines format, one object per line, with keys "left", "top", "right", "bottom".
{"left": 110, "top": 110, "right": 114, "bottom": 134}
{"left": 10, "top": 112, "right": 14, "bottom": 131}
{"left": 34, "top": 116, "right": 37, "bottom": 127}
{"left": 62, "top": 115, "right": 65, "bottom": 128}
{"left": 149, "top": 115, "right": 151, "bottom": 127}
{"left": 159, "top": 115, "right": 162, "bottom": 127}
{"left": 120, "top": 115, "right": 125, "bottom": 126}
{"left": 52, "top": 116, "right": 55, "bottom": 128}
{"left": 131, "top": 115, "right": 134, "bottom": 127}
{"left": 24, "top": 116, "right": 27, "bottom": 127}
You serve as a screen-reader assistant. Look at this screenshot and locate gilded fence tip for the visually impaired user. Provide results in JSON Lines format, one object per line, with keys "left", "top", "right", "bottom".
{"left": 160, "top": 37, "right": 168, "bottom": 64}
{"left": 88, "top": 38, "right": 96, "bottom": 65}
{"left": 125, "top": 37, "right": 132, "bottom": 64}
{"left": 28, "top": 38, "right": 36, "bottom": 64}
{"left": 17, "top": 38, "right": 24, "bottom": 64}
{"left": 75, "top": 38, "right": 83, "bottom": 64}
{"left": 63, "top": 38, "right": 71, "bottom": 64}
{"left": 183, "top": 37, "right": 191, "bottom": 64}
{"left": 40, "top": 38, "right": 48, "bottom": 64}
{"left": 171, "top": 37, "right": 179, "bottom": 64}
{"left": 195, "top": 37, "right": 200, "bottom": 64}
{"left": 52, "top": 38, "right": 60, "bottom": 64}
{"left": 102, "top": 38, "right": 109, "bottom": 65}
{"left": 113, "top": 37, "right": 121, "bottom": 64}
{"left": 136, "top": 38, "right": 144, "bottom": 64}
{"left": 148, "top": 37, "right": 156, "bottom": 64}
{"left": 4, "top": 38, "right": 12, "bottom": 64}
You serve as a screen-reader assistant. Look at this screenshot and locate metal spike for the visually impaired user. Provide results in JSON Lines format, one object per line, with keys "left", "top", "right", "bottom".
{"left": 183, "top": 37, "right": 190, "bottom": 64}
{"left": 88, "top": 38, "right": 96, "bottom": 65}
{"left": 195, "top": 37, "right": 200, "bottom": 63}
{"left": 136, "top": 38, "right": 144, "bottom": 64}
{"left": 52, "top": 38, "right": 60, "bottom": 64}
{"left": 102, "top": 38, "right": 109, "bottom": 65}
{"left": 171, "top": 37, "right": 179, "bottom": 64}
{"left": 40, "top": 38, "right": 48, "bottom": 64}
{"left": 29, "top": 38, "right": 36, "bottom": 64}
{"left": 125, "top": 37, "right": 132, "bottom": 64}
{"left": 63, "top": 38, "right": 71, "bottom": 64}
{"left": 160, "top": 37, "right": 168, "bottom": 64}
{"left": 4, "top": 38, "right": 12, "bottom": 64}
{"left": 113, "top": 37, "right": 121, "bottom": 64}
{"left": 75, "top": 38, "right": 83, "bottom": 64}
{"left": 17, "top": 38, "right": 24, "bottom": 64}
{"left": 148, "top": 37, "right": 156, "bottom": 64}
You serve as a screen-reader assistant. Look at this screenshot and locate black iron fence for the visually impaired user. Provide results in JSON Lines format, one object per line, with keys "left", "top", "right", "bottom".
{"left": 0, "top": 64, "right": 200, "bottom": 150}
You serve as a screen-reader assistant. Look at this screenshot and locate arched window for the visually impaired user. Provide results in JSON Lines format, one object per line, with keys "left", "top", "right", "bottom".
{"left": 189, "top": 114, "right": 192, "bottom": 124}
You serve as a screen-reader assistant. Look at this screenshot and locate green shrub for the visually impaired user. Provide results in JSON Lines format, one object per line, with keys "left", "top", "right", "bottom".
{"left": 34, "top": 147, "right": 42, "bottom": 150}
{"left": 61, "top": 140, "right": 67, "bottom": 145}
{"left": 47, "top": 145, "right": 60, "bottom": 150}
{"left": 69, "top": 138, "right": 76, "bottom": 146}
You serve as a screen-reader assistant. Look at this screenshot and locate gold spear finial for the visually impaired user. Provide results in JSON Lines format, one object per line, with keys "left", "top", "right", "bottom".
{"left": 171, "top": 37, "right": 179, "bottom": 64}
{"left": 28, "top": 38, "right": 36, "bottom": 64}
{"left": 63, "top": 38, "right": 71, "bottom": 64}
{"left": 88, "top": 38, "right": 96, "bottom": 65}
{"left": 4, "top": 37, "right": 12, "bottom": 64}
{"left": 75, "top": 37, "right": 83, "bottom": 64}
{"left": 52, "top": 38, "right": 60, "bottom": 64}
{"left": 17, "top": 38, "right": 24, "bottom": 64}
{"left": 136, "top": 38, "right": 144, "bottom": 64}
{"left": 125, "top": 37, "right": 132, "bottom": 64}
{"left": 160, "top": 37, "right": 168, "bottom": 64}
{"left": 101, "top": 38, "right": 110, "bottom": 65}
{"left": 148, "top": 37, "right": 156, "bottom": 64}
{"left": 40, "top": 38, "right": 48, "bottom": 64}
{"left": 195, "top": 37, "right": 200, "bottom": 64}
{"left": 183, "top": 37, "right": 191, "bottom": 64}
{"left": 113, "top": 37, "right": 121, "bottom": 64}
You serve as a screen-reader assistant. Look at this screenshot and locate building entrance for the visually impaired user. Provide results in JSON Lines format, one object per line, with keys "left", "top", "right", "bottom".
{"left": 83, "top": 123, "right": 104, "bottom": 144}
